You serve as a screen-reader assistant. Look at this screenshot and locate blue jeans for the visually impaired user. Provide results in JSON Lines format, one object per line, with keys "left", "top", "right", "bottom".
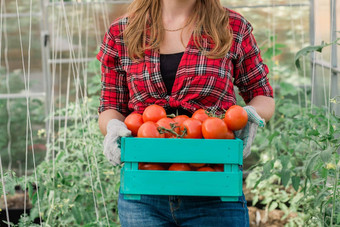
{"left": 118, "top": 192, "right": 249, "bottom": 227}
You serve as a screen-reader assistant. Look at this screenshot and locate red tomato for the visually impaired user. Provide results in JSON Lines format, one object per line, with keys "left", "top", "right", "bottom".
{"left": 224, "top": 105, "right": 248, "bottom": 131}
{"left": 225, "top": 129, "right": 235, "bottom": 139}
{"left": 138, "top": 162, "right": 144, "bottom": 169}
{"left": 202, "top": 117, "right": 229, "bottom": 139}
{"left": 168, "top": 163, "right": 192, "bottom": 171}
{"left": 139, "top": 163, "right": 166, "bottom": 170}
{"left": 192, "top": 109, "right": 209, "bottom": 123}
{"left": 137, "top": 121, "right": 165, "bottom": 138}
{"left": 180, "top": 118, "right": 203, "bottom": 139}
{"left": 213, "top": 164, "right": 224, "bottom": 172}
{"left": 156, "top": 118, "right": 180, "bottom": 138}
{"left": 173, "top": 115, "right": 190, "bottom": 127}
{"left": 142, "top": 104, "right": 167, "bottom": 123}
{"left": 189, "top": 163, "right": 206, "bottom": 168}
{"left": 159, "top": 163, "right": 172, "bottom": 169}
{"left": 124, "top": 113, "right": 144, "bottom": 137}
{"left": 197, "top": 166, "right": 215, "bottom": 172}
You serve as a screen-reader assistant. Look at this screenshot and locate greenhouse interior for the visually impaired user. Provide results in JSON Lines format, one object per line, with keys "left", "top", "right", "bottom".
{"left": 0, "top": 0, "right": 339, "bottom": 226}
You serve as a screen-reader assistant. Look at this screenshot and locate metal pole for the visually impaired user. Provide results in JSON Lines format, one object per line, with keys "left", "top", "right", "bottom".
{"left": 39, "top": 0, "right": 52, "bottom": 150}
{"left": 0, "top": 92, "right": 46, "bottom": 99}
{"left": 330, "top": 0, "right": 338, "bottom": 114}
{"left": 0, "top": 13, "right": 41, "bottom": 18}
{"left": 313, "top": 59, "right": 340, "bottom": 74}
{"left": 229, "top": 3, "right": 310, "bottom": 9}
{"left": 309, "top": 0, "right": 315, "bottom": 46}
{"left": 47, "top": 57, "right": 96, "bottom": 64}
{"left": 47, "top": 1, "right": 309, "bottom": 8}
{"left": 47, "top": 0, "right": 132, "bottom": 6}
{"left": 309, "top": 0, "right": 316, "bottom": 107}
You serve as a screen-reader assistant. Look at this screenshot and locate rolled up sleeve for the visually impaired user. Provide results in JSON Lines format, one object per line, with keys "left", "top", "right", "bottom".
{"left": 233, "top": 22, "right": 273, "bottom": 104}
{"left": 97, "top": 30, "right": 129, "bottom": 116}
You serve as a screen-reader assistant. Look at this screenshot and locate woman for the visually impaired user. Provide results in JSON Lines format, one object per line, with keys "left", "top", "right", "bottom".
{"left": 97, "top": 0, "right": 275, "bottom": 226}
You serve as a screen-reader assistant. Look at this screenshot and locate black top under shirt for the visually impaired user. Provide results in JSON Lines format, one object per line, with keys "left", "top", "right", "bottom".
{"left": 160, "top": 52, "right": 183, "bottom": 96}
{"left": 160, "top": 52, "right": 192, "bottom": 116}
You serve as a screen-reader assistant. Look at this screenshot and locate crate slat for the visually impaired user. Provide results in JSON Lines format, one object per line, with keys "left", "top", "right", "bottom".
{"left": 121, "top": 169, "right": 243, "bottom": 197}
{"left": 121, "top": 137, "right": 243, "bottom": 164}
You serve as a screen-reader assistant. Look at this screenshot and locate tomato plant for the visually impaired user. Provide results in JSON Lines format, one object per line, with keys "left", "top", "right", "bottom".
{"left": 156, "top": 117, "right": 180, "bottom": 138}
{"left": 224, "top": 105, "right": 248, "bottom": 131}
{"left": 142, "top": 104, "right": 167, "bottom": 123}
{"left": 124, "top": 113, "right": 144, "bottom": 136}
{"left": 137, "top": 121, "right": 165, "bottom": 138}
{"left": 173, "top": 115, "right": 190, "bottom": 126}
{"left": 192, "top": 109, "right": 209, "bottom": 123}
{"left": 180, "top": 118, "right": 203, "bottom": 138}
{"left": 168, "top": 163, "right": 192, "bottom": 171}
{"left": 202, "top": 117, "right": 230, "bottom": 139}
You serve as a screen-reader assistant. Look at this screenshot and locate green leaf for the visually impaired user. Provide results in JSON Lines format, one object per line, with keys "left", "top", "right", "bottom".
{"left": 295, "top": 38, "right": 340, "bottom": 69}
{"left": 252, "top": 194, "right": 259, "bottom": 206}
{"left": 274, "top": 43, "right": 287, "bottom": 48}
{"left": 307, "top": 129, "right": 320, "bottom": 136}
{"left": 321, "top": 167, "right": 328, "bottom": 178}
{"left": 88, "top": 85, "right": 100, "bottom": 95}
{"left": 28, "top": 207, "right": 39, "bottom": 222}
{"left": 38, "top": 185, "right": 45, "bottom": 201}
{"left": 28, "top": 183, "right": 33, "bottom": 199}
{"left": 295, "top": 42, "right": 327, "bottom": 69}
{"left": 279, "top": 82, "right": 298, "bottom": 96}
{"left": 279, "top": 155, "right": 290, "bottom": 169}
{"left": 291, "top": 176, "right": 300, "bottom": 191}
{"left": 269, "top": 201, "right": 278, "bottom": 211}
{"left": 320, "top": 147, "right": 333, "bottom": 163}
{"left": 71, "top": 206, "right": 83, "bottom": 224}
{"left": 115, "top": 181, "right": 120, "bottom": 193}
{"left": 329, "top": 123, "right": 335, "bottom": 135}
{"left": 254, "top": 178, "right": 262, "bottom": 189}
{"left": 31, "top": 193, "right": 37, "bottom": 205}
{"left": 281, "top": 169, "right": 291, "bottom": 187}
{"left": 313, "top": 188, "right": 329, "bottom": 208}
{"left": 263, "top": 160, "right": 273, "bottom": 176}
{"left": 277, "top": 103, "right": 300, "bottom": 117}
{"left": 305, "top": 152, "right": 320, "bottom": 178}
{"left": 268, "top": 131, "right": 280, "bottom": 144}
{"left": 55, "top": 151, "right": 65, "bottom": 162}
{"left": 279, "top": 203, "right": 289, "bottom": 213}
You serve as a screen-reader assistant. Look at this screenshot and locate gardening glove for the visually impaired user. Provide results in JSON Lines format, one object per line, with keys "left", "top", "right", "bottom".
{"left": 234, "top": 106, "right": 265, "bottom": 159}
{"left": 103, "top": 119, "right": 131, "bottom": 166}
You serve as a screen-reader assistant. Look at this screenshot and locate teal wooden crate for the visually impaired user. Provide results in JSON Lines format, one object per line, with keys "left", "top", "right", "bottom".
{"left": 120, "top": 137, "right": 243, "bottom": 201}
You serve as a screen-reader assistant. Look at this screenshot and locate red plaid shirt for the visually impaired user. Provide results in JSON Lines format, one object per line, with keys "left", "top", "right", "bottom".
{"left": 97, "top": 9, "right": 273, "bottom": 116}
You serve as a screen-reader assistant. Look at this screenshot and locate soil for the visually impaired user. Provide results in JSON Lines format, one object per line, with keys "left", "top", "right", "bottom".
{"left": 0, "top": 192, "right": 32, "bottom": 209}
{"left": 248, "top": 207, "right": 298, "bottom": 227}
{"left": 243, "top": 184, "right": 298, "bottom": 227}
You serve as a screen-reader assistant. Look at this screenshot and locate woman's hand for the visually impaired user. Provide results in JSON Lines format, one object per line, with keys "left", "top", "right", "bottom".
{"left": 103, "top": 119, "right": 131, "bottom": 165}
{"left": 235, "top": 106, "right": 264, "bottom": 158}
{"left": 235, "top": 95, "right": 275, "bottom": 158}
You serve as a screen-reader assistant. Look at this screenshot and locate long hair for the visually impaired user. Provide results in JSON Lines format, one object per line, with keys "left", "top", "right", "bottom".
{"left": 123, "top": 0, "right": 233, "bottom": 60}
